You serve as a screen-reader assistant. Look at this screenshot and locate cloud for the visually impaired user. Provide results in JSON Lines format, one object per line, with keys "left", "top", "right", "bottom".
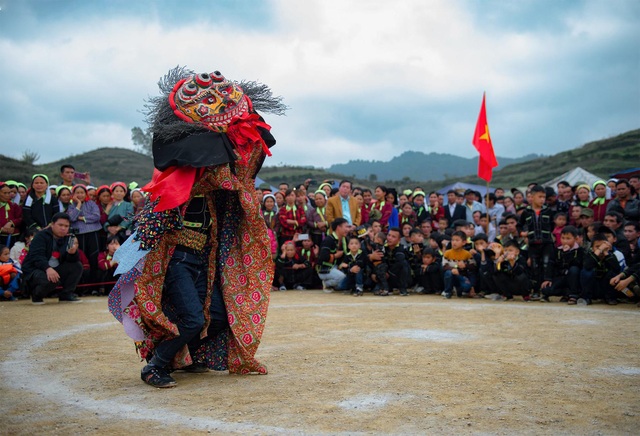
{"left": 0, "top": 0, "right": 637, "bottom": 170}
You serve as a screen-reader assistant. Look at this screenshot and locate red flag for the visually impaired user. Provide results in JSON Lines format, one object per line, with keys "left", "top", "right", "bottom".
{"left": 472, "top": 93, "right": 498, "bottom": 182}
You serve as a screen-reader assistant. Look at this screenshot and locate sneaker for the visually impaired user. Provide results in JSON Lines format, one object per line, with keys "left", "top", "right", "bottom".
{"left": 540, "top": 295, "right": 550, "bottom": 302}
{"left": 606, "top": 299, "right": 618, "bottom": 306}
{"left": 322, "top": 281, "right": 334, "bottom": 293}
{"left": 576, "top": 298, "right": 589, "bottom": 306}
{"left": 278, "top": 285, "right": 287, "bottom": 291}
{"left": 59, "top": 294, "right": 82, "bottom": 303}
{"left": 294, "top": 285, "right": 305, "bottom": 290}
{"left": 491, "top": 294, "right": 503, "bottom": 301}
{"left": 31, "top": 296, "right": 45, "bottom": 305}
{"left": 400, "top": 289, "right": 409, "bottom": 296}
{"left": 530, "top": 293, "right": 541, "bottom": 301}
{"left": 522, "top": 295, "right": 531, "bottom": 302}
{"left": 443, "top": 292, "right": 452, "bottom": 299}
{"left": 567, "top": 298, "right": 577, "bottom": 305}
{"left": 414, "top": 286, "right": 425, "bottom": 294}
{"left": 182, "top": 362, "right": 210, "bottom": 373}
{"left": 141, "top": 364, "right": 177, "bottom": 388}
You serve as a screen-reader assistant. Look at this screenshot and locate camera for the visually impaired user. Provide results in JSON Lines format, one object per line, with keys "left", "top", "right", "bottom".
{"left": 67, "top": 228, "right": 79, "bottom": 250}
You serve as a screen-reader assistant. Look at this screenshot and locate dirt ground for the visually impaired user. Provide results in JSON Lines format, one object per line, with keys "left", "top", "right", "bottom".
{"left": 1, "top": 290, "right": 639, "bottom": 435}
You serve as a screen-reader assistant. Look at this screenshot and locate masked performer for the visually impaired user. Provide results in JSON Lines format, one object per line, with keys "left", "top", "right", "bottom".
{"left": 109, "top": 67, "right": 285, "bottom": 388}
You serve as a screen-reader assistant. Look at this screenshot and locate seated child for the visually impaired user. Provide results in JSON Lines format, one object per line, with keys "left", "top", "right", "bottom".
{"left": 97, "top": 234, "right": 121, "bottom": 295}
{"left": 492, "top": 239, "right": 531, "bottom": 301}
{"left": 276, "top": 240, "right": 312, "bottom": 291}
{"left": 339, "top": 237, "right": 365, "bottom": 296}
{"left": 10, "top": 228, "right": 37, "bottom": 268}
{"left": 297, "top": 236, "right": 320, "bottom": 288}
{"left": 0, "top": 244, "right": 21, "bottom": 301}
{"left": 406, "top": 228, "right": 425, "bottom": 287}
{"left": 478, "top": 242, "right": 502, "bottom": 299}
{"left": 541, "top": 226, "right": 584, "bottom": 303}
{"left": 442, "top": 231, "right": 475, "bottom": 298}
{"left": 470, "top": 233, "right": 490, "bottom": 297}
{"left": 414, "top": 247, "right": 444, "bottom": 294}
{"left": 578, "top": 233, "right": 621, "bottom": 305}
{"left": 370, "top": 231, "right": 390, "bottom": 296}
{"left": 597, "top": 226, "right": 626, "bottom": 271}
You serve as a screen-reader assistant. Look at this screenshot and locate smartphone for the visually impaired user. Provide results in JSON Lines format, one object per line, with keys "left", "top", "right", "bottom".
{"left": 74, "top": 171, "right": 88, "bottom": 180}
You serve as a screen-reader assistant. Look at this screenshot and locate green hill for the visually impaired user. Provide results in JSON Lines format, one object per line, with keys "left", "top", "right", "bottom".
{"left": 2, "top": 148, "right": 154, "bottom": 187}
{"left": 4, "top": 129, "right": 637, "bottom": 194}
{"left": 435, "top": 129, "right": 640, "bottom": 190}
{"left": 328, "top": 151, "right": 540, "bottom": 182}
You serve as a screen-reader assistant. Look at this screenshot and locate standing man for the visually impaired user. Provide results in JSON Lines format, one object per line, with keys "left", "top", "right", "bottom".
{"left": 445, "top": 190, "right": 466, "bottom": 228}
{"left": 21, "top": 212, "right": 83, "bottom": 304}
{"left": 326, "top": 180, "right": 361, "bottom": 229}
{"left": 485, "top": 193, "right": 504, "bottom": 228}
{"left": 607, "top": 180, "right": 640, "bottom": 221}
{"left": 463, "top": 189, "right": 486, "bottom": 223}
{"left": 60, "top": 164, "right": 91, "bottom": 188}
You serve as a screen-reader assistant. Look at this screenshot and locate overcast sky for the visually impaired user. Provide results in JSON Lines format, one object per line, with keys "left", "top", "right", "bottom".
{"left": 1, "top": 0, "right": 638, "bottom": 169}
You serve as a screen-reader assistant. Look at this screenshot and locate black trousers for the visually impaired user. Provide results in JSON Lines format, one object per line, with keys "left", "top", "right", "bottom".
{"left": 388, "top": 260, "right": 410, "bottom": 292}
{"left": 416, "top": 270, "right": 444, "bottom": 293}
{"left": 527, "top": 242, "right": 554, "bottom": 292}
{"left": 27, "top": 261, "right": 83, "bottom": 299}
{"left": 77, "top": 231, "right": 100, "bottom": 286}
{"left": 493, "top": 272, "right": 530, "bottom": 299}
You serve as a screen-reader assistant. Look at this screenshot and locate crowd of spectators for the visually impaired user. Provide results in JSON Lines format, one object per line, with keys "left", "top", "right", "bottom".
{"left": 0, "top": 165, "right": 143, "bottom": 303}
{"left": 1, "top": 164, "right": 639, "bottom": 307}
{"left": 259, "top": 176, "right": 640, "bottom": 306}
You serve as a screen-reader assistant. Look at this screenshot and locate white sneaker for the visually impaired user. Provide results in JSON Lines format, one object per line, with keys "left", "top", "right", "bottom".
{"left": 322, "top": 281, "right": 334, "bottom": 293}
{"left": 279, "top": 285, "right": 287, "bottom": 291}
{"left": 414, "top": 286, "right": 425, "bottom": 294}
{"left": 295, "top": 285, "right": 305, "bottom": 290}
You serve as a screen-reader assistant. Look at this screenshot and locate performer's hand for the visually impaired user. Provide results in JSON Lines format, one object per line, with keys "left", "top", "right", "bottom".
{"left": 541, "top": 280, "right": 552, "bottom": 289}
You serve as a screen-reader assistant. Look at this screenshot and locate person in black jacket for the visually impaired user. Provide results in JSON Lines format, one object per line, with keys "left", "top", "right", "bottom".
{"left": 493, "top": 239, "right": 531, "bottom": 301}
{"left": 338, "top": 237, "right": 366, "bottom": 296}
{"left": 275, "top": 240, "right": 312, "bottom": 290}
{"left": 317, "top": 218, "right": 350, "bottom": 291}
{"left": 22, "top": 174, "right": 60, "bottom": 231}
{"left": 519, "top": 185, "right": 555, "bottom": 299}
{"left": 444, "top": 190, "right": 466, "bottom": 228}
{"left": 541, "top": 226, "right": 584, "bottom": 304}
{"left": 21, "top": 212, "right": 83, "bottom": 304}
{"left": 578, "top": 233, "right": 621, "bottom": 305}
{"left": 414, "top": 248, "right": 444, "bottom": 294}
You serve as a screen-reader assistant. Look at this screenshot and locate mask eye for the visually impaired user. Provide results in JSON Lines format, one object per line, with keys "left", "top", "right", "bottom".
{"left": 211, "top": 71, "right": 225, "bottom": 82}
{"left": 196, "top": 73, "right": 212, "bottom": 87}
{"left": 182, "top": 82, "right": 198, "bottom": 97}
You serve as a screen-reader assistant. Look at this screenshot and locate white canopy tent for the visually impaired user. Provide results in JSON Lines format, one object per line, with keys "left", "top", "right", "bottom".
{"left": 543, "top": 167, "right": 602, "bottom": 189}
